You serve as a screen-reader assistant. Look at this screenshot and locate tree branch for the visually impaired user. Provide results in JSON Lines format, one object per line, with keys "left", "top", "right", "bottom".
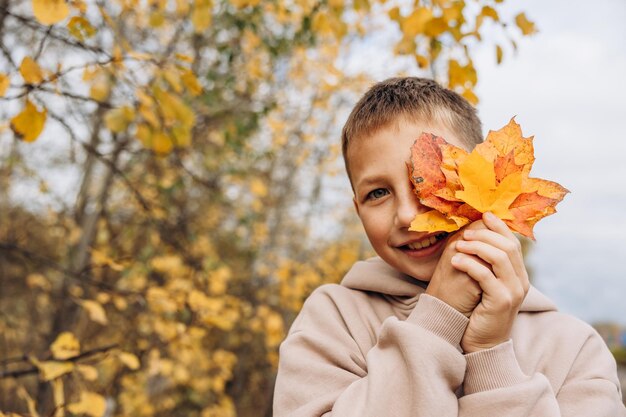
{"left": 0, "top": 343, "right": 119, "bottom": 379}
{"left": 0, "top": 242, "right": 139, "bottom": 296}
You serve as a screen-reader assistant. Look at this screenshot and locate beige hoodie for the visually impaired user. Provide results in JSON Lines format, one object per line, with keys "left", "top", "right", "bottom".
{"left": 273, "top": 257, "right": 625, "bottom": 416}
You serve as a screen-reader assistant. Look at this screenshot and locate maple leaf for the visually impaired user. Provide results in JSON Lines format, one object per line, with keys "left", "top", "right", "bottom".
{"left": 408, "top": 118, "right": 568, "bottom": 239}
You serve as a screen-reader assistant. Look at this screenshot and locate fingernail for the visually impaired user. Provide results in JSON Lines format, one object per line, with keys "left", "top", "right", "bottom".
{"left": 451, "top": 254, "right": 461, "bottom": 264}
{"left": 463, "top": 230, "right": 473, "bottom": 239}
{"left": 484, "top": 212, "right": 496, "bottom": 221}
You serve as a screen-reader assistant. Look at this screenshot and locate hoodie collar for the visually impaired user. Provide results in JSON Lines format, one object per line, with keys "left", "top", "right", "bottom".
{"left": 341, "top": 257, "right": 557, "bottom": 313}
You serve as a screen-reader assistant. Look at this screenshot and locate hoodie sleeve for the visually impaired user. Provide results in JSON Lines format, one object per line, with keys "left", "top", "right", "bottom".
{"left": 458, "top": 329, "right": 626, "bottom": 416}
{"left": 273, "top": 285, "right": 470, "bottom": 417}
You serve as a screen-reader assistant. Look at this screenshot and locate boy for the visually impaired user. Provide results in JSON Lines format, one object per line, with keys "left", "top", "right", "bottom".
{"left": 273, "top": 77, "right": 625, "bottom": 416}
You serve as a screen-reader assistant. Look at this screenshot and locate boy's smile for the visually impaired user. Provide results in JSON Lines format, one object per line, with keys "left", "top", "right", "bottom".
{"left": 349, "top": 118, "right": 470, "bottom": 281}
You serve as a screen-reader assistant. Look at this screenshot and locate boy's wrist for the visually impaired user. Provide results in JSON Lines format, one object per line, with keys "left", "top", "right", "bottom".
{"left": 407, "top": 293, "right": 469, "bottom": 349}
{"left": 463, "top": 340, "right": 529, "bottom": 394}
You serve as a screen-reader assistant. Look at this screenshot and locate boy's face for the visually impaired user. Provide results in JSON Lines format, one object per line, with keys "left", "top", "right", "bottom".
{"left": 349, "top": 118, "right": 470, "bottom": 281}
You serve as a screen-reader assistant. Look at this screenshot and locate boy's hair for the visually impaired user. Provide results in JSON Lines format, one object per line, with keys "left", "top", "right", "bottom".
{"left": 341, "top": 77, "right": 483, "bottom": 185}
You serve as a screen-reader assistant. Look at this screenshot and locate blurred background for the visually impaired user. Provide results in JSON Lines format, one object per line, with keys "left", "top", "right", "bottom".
{"left": 0, "top": 0, "right": 624, "bottom": 416}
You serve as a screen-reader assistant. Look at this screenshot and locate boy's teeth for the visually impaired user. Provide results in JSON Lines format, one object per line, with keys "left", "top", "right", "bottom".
{"left": 408, "top": 238, "right": 430, "bottom": 250}
{"left": 407, "top": 233, "right": 447, "bottom": 250}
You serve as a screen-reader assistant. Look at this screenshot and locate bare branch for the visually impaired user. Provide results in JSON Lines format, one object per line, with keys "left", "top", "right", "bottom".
{"left": 0, "top": 241, "right": 139, "bottom": 296}
{"left": 0, "top": 6, "right": 109, "bottom": 56}
{"left": 0, "top": 343, "right": 119, "bottom": 379}
{"left": 46, "top": 110, "right": 152, "bottom": 213}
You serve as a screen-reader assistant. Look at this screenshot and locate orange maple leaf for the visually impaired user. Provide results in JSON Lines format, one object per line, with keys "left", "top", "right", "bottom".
{"left": 408, "top": 118, "right": 569, "bottom": 240}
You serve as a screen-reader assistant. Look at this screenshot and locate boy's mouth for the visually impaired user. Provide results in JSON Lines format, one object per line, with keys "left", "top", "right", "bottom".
{"left": 399, "top": 232, "right": 449, "bottom": 251}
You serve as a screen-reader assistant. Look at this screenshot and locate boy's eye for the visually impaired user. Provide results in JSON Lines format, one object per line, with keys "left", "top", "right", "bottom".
{"left": 366, "top": 188, "right": 389, "bottom": 200}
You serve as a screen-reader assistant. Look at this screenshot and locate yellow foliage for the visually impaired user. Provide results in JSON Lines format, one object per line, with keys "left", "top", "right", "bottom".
{"left": 26, "top": 273, "right": 52, "bottom": 291}
{"left": 31, "top": 358, "right": 74, "bottom": 381}
{"left": 448, "top": 59, "right": 477, "bottom": 89}
{"left": 150, "top": 254, "right": 184, "bottom": 276}
{"left": 32, "top": 0, "right": 69, "bottom": 25}
{"left": 11, "top": 100, "right": 47, "bottom": 142}
{"left": 76, "top": 364, "right": 99, "bottom": 381}
{"left": 230, "top": 0, "right": 260, "bottom": 8}
{"left": 249, "top": 177, "right": 268, "bottom": 197}
{"left": 67, "top": 391, "right": 107, "bottom": 417}
{"left": 78, "top": 299, "right": 109, "bottom": 325}
{"left": 515, "top": 12, "right": 536, "bottom": 35}
{"left": 67, "top": 16, "right": 96, "bottom": 41}
{"left": 480, "top": 5, "right": 499, "bottom": 21}
{"left": 401, "top": 7, "right": 432, "bottom": 37}
{"left": 104, "top": 105, "right": 135, "bottom": 133}
{"left": 52, "top": 378, "right": 64, "bottom": 417}
{"left": 50, "top": 332, "right": 80, "bottom": 360}
{"left": 84, "top": 67, "right": 110, "bottom": 101}
{"left": 208, "top": 266, "right": 231, "bottom": 295}
{"left": 0, "top": 73, "right": 9, "bottom": 96}
{"left": 181, "top": 69, "right": 202, "bottom": 96}
{"left": 146, "top": 286, "right": 179, "bottom": 314}
{"left": 496, "top": 44, "right": 503, "bottom": 64}
{"left": 118, "top": 351, "right": 141, "bottom": 370}
{"left": 192, "top": 0, "right": 212, "bottom": 32}
{"left": 162, "top": 67, "right": 182, "bottom": 93}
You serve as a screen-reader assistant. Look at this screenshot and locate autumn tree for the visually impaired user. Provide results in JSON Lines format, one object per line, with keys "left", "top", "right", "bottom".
{"left": 0, "top": 0, "right": 534, "bottom": 416}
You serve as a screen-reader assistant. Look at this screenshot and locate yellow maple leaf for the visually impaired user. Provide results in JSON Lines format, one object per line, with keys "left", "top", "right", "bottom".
{"left": 409, "top": 210, "right": 465, "bottom": 233}
{"left": 19, "top": 57, "right": 44, "bottom": 84}
{"left": 408, "top": 118, "right": 568, "bottom": 239}
{"left": 481, "top": 118, "right": 535, "bottom": 175}
{"left": 50, "top": 331, "right": 80, "bottom": 360}
{"left": 11, "top": 100, "right": 47, "bottom": 142}
{"left": 67, "top": 391, "right": 107, "bottom": 417}
{"left": 454, "top": 151, "right": 523, "bottom": 219}
{"left": 32, "top": 0, "right": 69, "bottom": 25}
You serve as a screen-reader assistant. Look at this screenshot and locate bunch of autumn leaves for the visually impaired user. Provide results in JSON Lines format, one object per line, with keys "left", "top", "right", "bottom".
{"left": 408, "top": 118, "right": 568, "bottom": 239}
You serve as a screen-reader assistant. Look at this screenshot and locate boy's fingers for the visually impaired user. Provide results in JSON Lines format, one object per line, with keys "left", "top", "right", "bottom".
{"left": 451, "top": 253, "right": 500, "bottom": 293}
{"left": 461, "top": 228, "right": 526, "bottom": 279}
{"left": 455, "top": 240, "right": 518, "bottom": 287}
{"left": 482, "top": 212, "right": 517, "bottom": 240}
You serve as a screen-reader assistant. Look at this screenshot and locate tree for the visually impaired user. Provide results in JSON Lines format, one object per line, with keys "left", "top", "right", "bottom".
{"left": 0, "top": 0, "right": 534, "bottom": 416}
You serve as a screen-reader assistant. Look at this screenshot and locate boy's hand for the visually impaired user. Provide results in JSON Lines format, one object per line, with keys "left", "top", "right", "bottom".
{"left": 452, "top": 212, "right": 530, "bottom": 353}
{"left": 425, "top": 221, "right": 487, "bottom": 317}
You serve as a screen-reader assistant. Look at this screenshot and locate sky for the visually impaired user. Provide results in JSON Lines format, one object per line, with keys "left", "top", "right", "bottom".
{"left": 475, "top": 0, "right": 626, "bottom": 325}
{"left": 339, "top": 0, "right": 626, "bottom": 325}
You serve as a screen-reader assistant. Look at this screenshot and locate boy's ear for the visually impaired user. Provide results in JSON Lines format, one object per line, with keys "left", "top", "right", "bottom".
{"left": 352, "top": 196, "right": 360, "bottom": 217}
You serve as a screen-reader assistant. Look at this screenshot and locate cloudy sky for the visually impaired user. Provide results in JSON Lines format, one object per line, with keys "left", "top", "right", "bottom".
{"left": 475, "top": 0, "right": 626, "bottom": 325}
{"left": 341, "top": 0, "right": 626, "bottom": 325}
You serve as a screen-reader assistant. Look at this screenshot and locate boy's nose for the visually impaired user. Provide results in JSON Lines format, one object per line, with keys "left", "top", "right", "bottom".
{"left": 395, "top": 189, "right": 427, "bottom": 229}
